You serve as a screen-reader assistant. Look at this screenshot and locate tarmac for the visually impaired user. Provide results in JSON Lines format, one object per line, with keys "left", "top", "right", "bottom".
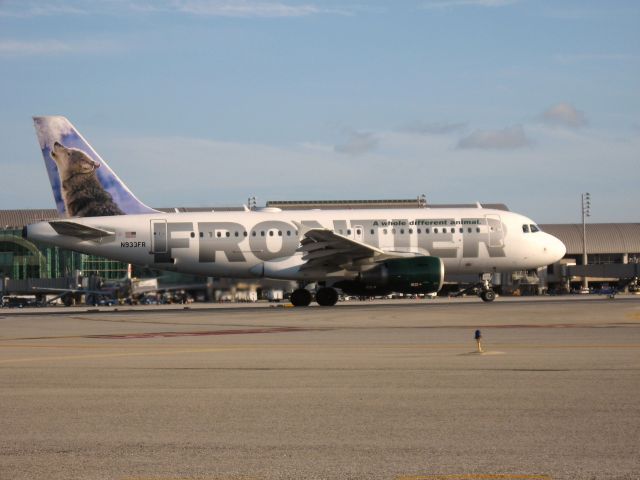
{"left": 1, "top": 296, "right": 639, "bottom": 480}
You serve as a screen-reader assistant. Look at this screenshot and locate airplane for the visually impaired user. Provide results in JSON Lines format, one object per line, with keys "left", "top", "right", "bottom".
{"left": 24, "top": 116, "right": 567, "bottom": 307}
{"left": 29, "top": 273, "right": 196, "bottom": 306}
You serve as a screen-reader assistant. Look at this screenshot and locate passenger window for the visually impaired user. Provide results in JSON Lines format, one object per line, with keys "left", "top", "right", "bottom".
{"left": 417, "top": 228, "right": 421, "bottom": 234}
{"left": 530, "top": 224, "right": 540, "bottom": 232}
{"left": 468, "top": 228, "right": 472, "bottom": 233}
{"left": 199, "top": 232, "right": 203, "bottom": 238}
{"left": 392, "top": 228, "right": 396, "bottom": 234}
{"left": 278, "top": 231, "right": 282, "bottom": 236}
{"left": 356, "top": 229, "right": 361, "bottom": 235}
{"left": 347, "top": 229, "right": 352, "bottom": 235}
{"left": 234, "top": 231, "right": 239, "bottom": 237}
{"left": 522, "top": 224, "right": 530, "bottom": 233}
{"left": 225, "top": 232, "right": 230, "bottom": 237}
{"left": 459, "top": 228, "right": 463, "bottom": 233}
{"left": 383, "top": 229, "right": 388, "bottom": 235}
{"left": 409, "top": 228, "right": 413, "bottom": 234}
{"left": 217, "top": 232, "right": 222, "bottom": 238}
{"left": 252, "top": 231, "right": 256, "bottom": 237}
{"left": 476, "top": 228, "right": 480, "bottom": 233}
{"left": 190, "top": 232, "right": 195, "bottom": 238}
{"left": 434, "top": 228, "right": 438, "bottom": 234}
{"left": 243, "top": 231, "right": 248, "bottom": 237}
{"left": 370, "top": 229, "right": 374, "bottom": 235}
{"left": 426, "top": 228, "right": 430, "bottom": 234}
{"left": 287, "top": 231, "right": 291, "bottom": 236}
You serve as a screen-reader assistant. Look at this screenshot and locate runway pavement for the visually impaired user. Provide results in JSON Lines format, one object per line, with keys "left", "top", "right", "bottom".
{"left": 1, "top": 296, "right": 639, "bottom": 479}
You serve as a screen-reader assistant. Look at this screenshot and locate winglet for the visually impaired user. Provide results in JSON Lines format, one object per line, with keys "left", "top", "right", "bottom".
{"left": 33, "top": 116, "right": 159, "bottom": 217}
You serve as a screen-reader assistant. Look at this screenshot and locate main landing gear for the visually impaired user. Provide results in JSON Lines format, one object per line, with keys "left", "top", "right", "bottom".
{"left": 290, "top": 286, "right": 339, "bottom": 307}
{"left": 290, "top": 288, "right": 312, "bottom": 307}
{"left": 315, "top": 287, "right": 339, "bottom": 307}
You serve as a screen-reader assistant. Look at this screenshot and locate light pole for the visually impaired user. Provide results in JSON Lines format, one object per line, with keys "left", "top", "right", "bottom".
{"left": 581, "top": 192, "right": 591, "bottom": 292}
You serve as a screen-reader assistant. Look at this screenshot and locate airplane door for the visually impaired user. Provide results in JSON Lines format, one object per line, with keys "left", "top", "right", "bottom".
{"left": 150, "top": 219, "right": 167, "bottom": 253}
{"left": 353, "top": 225, "right": 364, "bottom": 242}
{"left": 485, "top": 214, "right": 504, "bottom": 247}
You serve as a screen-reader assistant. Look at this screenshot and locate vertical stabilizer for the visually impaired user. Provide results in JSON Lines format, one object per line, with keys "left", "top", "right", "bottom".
{"left": 33, "top": 116, "right": 158, "bottom": 217}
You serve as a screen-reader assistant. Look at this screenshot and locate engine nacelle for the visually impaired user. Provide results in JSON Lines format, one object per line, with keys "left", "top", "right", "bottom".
{"left": 334, "top": 256, "right": 444, "bottom": 296}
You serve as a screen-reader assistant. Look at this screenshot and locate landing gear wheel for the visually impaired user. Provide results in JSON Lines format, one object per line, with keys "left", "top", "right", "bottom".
{"left": 290, "top": 288, "right": 312, "bottom": 307}
{"left": 315, "top": 287, "right": 339, "bottom": 307}
{"left": 480, "top": 290, "right": 496, "bottom": 302}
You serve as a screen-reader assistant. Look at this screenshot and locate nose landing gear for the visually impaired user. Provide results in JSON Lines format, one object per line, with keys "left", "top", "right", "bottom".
{"left": 479, "top": 276, "right": 496, "bottom": 302}
{"left": 453, "top": 274, "right": 497, "bottom": 302}
{"left": 480, "top": 289, "right": 496, "bottom": 302}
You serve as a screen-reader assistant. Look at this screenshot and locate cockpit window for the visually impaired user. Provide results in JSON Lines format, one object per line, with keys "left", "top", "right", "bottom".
{"left": 522, "top": 224, "right": 530, "bottom": 233}
{"left": 530, "top": 224, "right": 540, "bottom": 232}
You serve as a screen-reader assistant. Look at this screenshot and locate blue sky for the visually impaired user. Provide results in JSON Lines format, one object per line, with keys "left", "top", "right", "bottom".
{"left": 1, "top": 0, "right": 638, "bottom": 223}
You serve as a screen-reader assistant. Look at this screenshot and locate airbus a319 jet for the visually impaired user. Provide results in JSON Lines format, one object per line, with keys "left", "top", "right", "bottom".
{"left": 24, "top": 116, "right": 566, "bottom": 306}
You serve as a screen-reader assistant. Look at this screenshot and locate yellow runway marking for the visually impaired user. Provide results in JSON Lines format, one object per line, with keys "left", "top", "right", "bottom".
{"left": 122, "top": 477, "right": 257, "bottom": 480}
{"left": 397, "top": 475, "right": 552, "bottom": 480}
{"left": 1, "top": 343, "right": 640, "bottom": 351}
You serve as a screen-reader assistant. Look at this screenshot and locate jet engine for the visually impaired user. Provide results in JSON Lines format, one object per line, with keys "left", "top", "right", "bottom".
{"left": 333, "top": 256, "right": 444, "bottom": 296}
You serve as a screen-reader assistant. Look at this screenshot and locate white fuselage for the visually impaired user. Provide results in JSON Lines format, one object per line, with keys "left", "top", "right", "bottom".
{"left": 26, "top": 207, "right": 567, "bottom": 281}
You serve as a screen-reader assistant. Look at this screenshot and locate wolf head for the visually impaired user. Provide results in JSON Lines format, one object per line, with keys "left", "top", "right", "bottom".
{"left": 50, "top": 142, "right": 100, "bottom": 180}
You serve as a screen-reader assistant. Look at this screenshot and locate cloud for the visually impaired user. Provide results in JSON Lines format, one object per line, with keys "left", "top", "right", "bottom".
{"left": 0, "top": 39, "right": 117, "bottom": 56}
{"left": 0, "top": 1, "right": 89, "bottom": 17}
{"left": 541, "top": 103, "right": 588, "bottom": 128}
{"left": 0, "top": 0, "right": 344, "bottom": 18}
{"left": 554, "top": 53, "right": 639, "bottom": 63}
{"left": 422, "top": 0, "right": 518, "bottom": 8}
{"left": 334, "top": 131, "right": 379, "bottom": 155}
{"left": 0, "top": 40, "right": 71, "bottom": 56}
{"left": 457, "top": 125, "right": 531, "bottom": 150}
{"left": 399, "top": 121, "right": 467, "bottom": 135}
{"left": 4, "top": 124, "right": 639, "bottom": 222}
{"left": 171, "top": 1, "right": 330, "bottom": 17}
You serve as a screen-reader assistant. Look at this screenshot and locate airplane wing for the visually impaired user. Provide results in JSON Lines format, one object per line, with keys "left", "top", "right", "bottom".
{"left": 49, "top": 221, "right": 115, "bottom": 240}
{"left": 31, "top": 286, "right": 118, "bottom": 295}
{"left": 295, "top": 223, "right": 414, "bottom": 273}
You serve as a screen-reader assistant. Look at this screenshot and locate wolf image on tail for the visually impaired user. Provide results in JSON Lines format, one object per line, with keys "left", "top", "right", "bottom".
{"left": 50, "top": 142, "right": 124, "bottom": 217}
{"left": 33, "top": 116, "right": 158, "bottom": 218}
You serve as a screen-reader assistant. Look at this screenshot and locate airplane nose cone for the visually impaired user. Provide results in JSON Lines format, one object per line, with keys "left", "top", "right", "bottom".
{"left": 547, "top": 235, "right": 566, "bottom": 263}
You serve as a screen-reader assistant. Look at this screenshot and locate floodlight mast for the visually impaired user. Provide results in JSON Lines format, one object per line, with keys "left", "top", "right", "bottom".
{"left": 581, "top": 192, "right": 591, "bottom": 292}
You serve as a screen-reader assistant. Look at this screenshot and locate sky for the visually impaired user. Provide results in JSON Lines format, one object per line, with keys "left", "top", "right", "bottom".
{"left": 0, "top": 0, "right": 639, "bottom": 224}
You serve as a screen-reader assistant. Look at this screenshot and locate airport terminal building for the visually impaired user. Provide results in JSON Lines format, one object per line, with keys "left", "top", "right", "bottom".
{"left": 1, "top": 203, "right": 639, "bottom": 299}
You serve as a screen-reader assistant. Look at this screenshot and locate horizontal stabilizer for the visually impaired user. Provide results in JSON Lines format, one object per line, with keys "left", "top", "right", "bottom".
{"left": 49, "top": 221, "right": 115, "bottom": 240}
